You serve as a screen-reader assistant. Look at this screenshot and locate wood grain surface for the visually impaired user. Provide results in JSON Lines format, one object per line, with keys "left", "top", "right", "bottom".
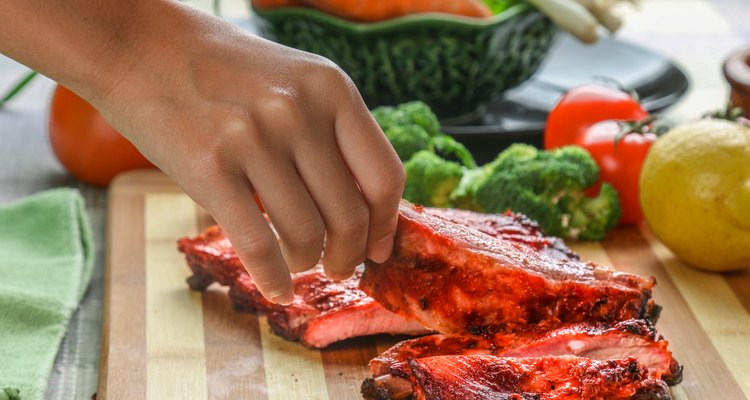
{"left": 100, "top": 170, "right": 750, "bottom": 400}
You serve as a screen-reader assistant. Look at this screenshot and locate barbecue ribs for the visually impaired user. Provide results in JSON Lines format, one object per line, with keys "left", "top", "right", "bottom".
{"left": 365, "top": 355, "right": 671, "bottom": 400}
{"left": 360, "top": 202, "right": 660, "bottom": 336}
{"left": 178, "top": 226, "right": 430, "bottom": 348}
{"left": 362, "top": 319, "right": 681, "bottom": 400}
{"left": 178, "top": 203, "right": 682, "bottom": 400}
{"left": 177, "top": 205, "right": 574, "bottom": 347}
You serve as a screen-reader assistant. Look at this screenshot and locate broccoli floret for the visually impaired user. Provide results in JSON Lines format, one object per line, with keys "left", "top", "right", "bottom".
{"left": 430, "top": 134, "right": 477, "bottom": 168}
{"left": 403, "top": 150, "right": 464, "bottom": 208}
{"left": 372, "top": 106, "right": 400, "bottom": 132}
{"left": 397, "top": 101, "right": 441, "bottom": 137}
{"left": 450, "top": 167, "right": 487, "bottom": 211}
{"left": 385, "top": 125, "right": 431, "bottom": 161}
{"left": 473, "top": 167, "right": 567, "bottom": 236}
{"left": 372, "top": 101, "right": 441, "bottom": 137}
{"left": 486, "top": 144, "right": 599, "bottom": 194}
{"left": 470, "top": 144, "right": 620, "bottom": 240}
{"left": 564, "top": 183, "right": 622, "bottom": 241}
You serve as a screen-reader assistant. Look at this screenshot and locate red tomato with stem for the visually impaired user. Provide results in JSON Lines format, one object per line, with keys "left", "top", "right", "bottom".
{"left": 48, "top": 84, "right": 155, "bottom": 186}
{"left": 579, "top": 118, "right": 657, "bottom": 225}
{"left": 545, "top": 84, "right": 649, "bottom": 150}
{"left": 545, "top": 84, "right": 656, "bottom": 225}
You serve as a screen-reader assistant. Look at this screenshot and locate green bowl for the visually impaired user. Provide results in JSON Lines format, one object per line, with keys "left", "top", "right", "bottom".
{"left": 252, "top": 4, "right": 557, "bottom": 120}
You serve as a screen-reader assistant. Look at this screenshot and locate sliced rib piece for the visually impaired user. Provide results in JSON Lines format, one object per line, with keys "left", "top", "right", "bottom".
{"left": 178, "top": 226, "right": 430, "bottom": 348}
{"left": 364, "top": 319, "right": 681, "bottom": 399}
{"left": 361, "top": 202, "right": 660, "bottom": 336}
{"left": 363, "top": 355, "right": 671, "bottom": 400}
{"left": 423, "top": 207, "right": 578, "bottom": 261}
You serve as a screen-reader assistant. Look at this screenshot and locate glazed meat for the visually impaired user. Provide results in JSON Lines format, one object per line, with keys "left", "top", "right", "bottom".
{"left": 178, "top": 204, "right": 682, "bottom": 400}
{"left": 178, "top": 226, "right": 430, "bottom": 348}
{"left": 360, "top": 202, "right": 659, "bottom": 336}
{"left": 363, "top": 319, "right": 681, "bottom": 399}
{"left": 176, "top": 206, "right": 579, "bottom": 347}
{"left": 423, "top": 207, "right": 578, "bottom": 261}
{"left": 362, "top": 355, "right": 671, "bottom": 400}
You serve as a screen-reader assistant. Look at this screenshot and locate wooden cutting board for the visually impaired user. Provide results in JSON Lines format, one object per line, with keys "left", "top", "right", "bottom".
{"left": 99, "top": 169, "right": 750, "bottom": 400}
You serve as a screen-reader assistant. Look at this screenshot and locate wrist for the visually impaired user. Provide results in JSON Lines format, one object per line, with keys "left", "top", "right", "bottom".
{"left": 78, "top": 0, "right": 190, "bottom": 106}
{"left": 91, "top": 2, "right": 240, "bottom": 112}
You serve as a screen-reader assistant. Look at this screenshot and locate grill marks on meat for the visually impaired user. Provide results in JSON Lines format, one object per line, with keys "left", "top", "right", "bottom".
{"left": 363, "top": 320, "right": 681, "bottom": 400}
{"left": 361, "top": 203, "right": 659, "bottom": 337}
{"left": 400, "top": 355, "right": 671, "bottom": 400}
{"left": 423, "top": 207, "right": 578, "bottom": 261}
{"left": 177, "top": 226, "right": 430, "bottom": 348}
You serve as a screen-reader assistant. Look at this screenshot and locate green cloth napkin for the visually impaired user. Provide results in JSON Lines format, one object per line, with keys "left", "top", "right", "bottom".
{"left": 0, "top": 189, "right": 94, "bottom": 400}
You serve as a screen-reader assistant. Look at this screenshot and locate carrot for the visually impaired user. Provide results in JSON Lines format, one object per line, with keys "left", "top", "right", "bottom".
{"left": 301, "top": 0, "right": 493, "bottom": 22}
{"left": 252, "top": 0, "right": 306, "bottom": 9}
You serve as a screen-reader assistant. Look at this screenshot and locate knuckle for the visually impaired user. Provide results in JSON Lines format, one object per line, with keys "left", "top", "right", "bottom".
{"left": 234, "top": 233, "right": 278, "bottom": 265}
{"left": 325, "top": 248, "right": 365, "bottom": 275}
{"left": 216, "top": 107, "right": 264, "bottom": 146}
{"left": 285, "top": 218, "right": 325, "bottom": 252}
{"left": 286, "top": 250, "right": 321, "bottom": 273}
{"left": 306, "top": 58, "right": 355, "bottom": 93}
{"left": 261, "top": 91, "right": 300, "bottom": 119}
{"left": 310, "top": 56, "right": 344, "bottom": 77}
{"left": 370, "top": 162, "right": 406, "bottom": 204}
{"left": 330, "top": 202, "right": 370, "bottom": 238}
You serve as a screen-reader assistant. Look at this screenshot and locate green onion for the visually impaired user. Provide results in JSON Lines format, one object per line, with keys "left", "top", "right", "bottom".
{"left": 527, "top": 0, "right": 599, "bottom": 43}
{"left": 0, "top": 70, "right": 38, "bottom": 108}
{"left": 483, "top": 0, "right": 521, "bottom": 14}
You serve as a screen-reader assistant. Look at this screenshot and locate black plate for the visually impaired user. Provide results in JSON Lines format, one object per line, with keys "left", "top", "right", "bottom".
{"left": 442, "top": 33, "right": 689, "bottom": 164}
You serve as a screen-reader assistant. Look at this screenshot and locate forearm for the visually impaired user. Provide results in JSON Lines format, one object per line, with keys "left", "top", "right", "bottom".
{"left": 0, "top": 0, "right": 191, "bottom": 104}
{"left": 1, "top": 0, "right": 404, "bottom": 304}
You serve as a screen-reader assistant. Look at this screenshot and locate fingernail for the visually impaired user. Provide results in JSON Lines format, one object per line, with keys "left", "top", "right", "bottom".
{"left": 270, "top": 289, "right": 295, "bottom": 306}
{"left": 368, "top": 233, "right": 395, "bottom": 263}
{"left": 328, "top": 268, "right": 356, "bottom": 282}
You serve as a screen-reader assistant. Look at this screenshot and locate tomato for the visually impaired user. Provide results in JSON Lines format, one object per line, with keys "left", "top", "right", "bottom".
{"left": 544, "top": 84, "right": 649, "bottom": 150}
{"left": 48, "top": 84, "right": 154, "bottom": 186}
{"left": 579, "top": 120, "right": 657, "bottom": 224}
{"left": 544, "top": 84, "right": 656, "bottom": 225}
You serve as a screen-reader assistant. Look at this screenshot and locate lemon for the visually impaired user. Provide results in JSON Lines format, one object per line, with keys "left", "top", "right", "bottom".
{"left": 639, "top": 118, "right": 750, "bottom": 271}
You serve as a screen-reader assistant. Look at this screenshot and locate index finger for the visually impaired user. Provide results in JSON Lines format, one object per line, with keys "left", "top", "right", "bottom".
{"left": 334, "top": 94, "right": 405, "bottom": 263}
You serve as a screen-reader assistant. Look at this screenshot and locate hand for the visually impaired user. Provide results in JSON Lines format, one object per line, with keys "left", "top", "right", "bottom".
{"left": 96, "top": 3, "right": 405, "bottom": 304}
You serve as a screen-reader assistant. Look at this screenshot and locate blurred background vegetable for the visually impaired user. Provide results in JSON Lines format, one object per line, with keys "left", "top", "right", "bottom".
{"left": 527, "top": 0, "right": 598, "bottom": 43}
{"left": 374, "top": 101, "right": 478, "bottom": 167}
{"left": 527, "top": 0, "right": 638, "bottom": 43}
{"left": 0, "top": 70, "right": 37, "bottom": 108}
{"left": 544, "top": 84, "right": 648, "bottom": 150}
{"left": 251, "top": 0, "right": 638, "bottom": 44}
{"left": 253, "top": 0, "right": 495, "bottom": 21}
{"left": 482, "top": 0, "right": 520, "bottom": 14}
{"left": 403, "top": 150, "right": 464, "bottom": 208}
{"left": 578, "top": 117, "right": 656, "bottom": 225}
{"left": 48, "top": 85, "right": 154, "bottom": 186}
